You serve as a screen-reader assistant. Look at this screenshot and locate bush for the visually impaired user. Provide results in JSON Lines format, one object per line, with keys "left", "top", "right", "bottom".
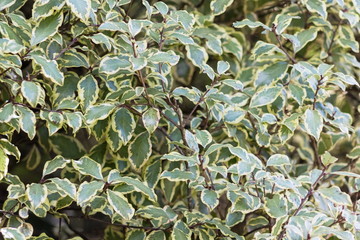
{"left": 0, "top": 0, "right": 359, "bottom": 239}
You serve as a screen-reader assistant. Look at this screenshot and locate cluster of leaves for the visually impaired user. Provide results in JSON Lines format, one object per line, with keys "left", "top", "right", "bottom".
{"left": 0, "top": 0, "right": 360, "bottom": 239}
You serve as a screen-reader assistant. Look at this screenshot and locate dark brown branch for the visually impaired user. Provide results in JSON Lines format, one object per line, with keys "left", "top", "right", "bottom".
{"left": 53, "top": 37, "right": 79, "bottom": 60}
{"left": 271, "top": 25, "right": 297, "bottom": 64}
{"left": 313, "top": 76, "right": 324, "bottom": 110}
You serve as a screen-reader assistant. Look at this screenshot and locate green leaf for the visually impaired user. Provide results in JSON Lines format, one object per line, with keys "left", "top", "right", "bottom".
{"left": 273, "top": 15, "right": 300, "bottom": 34}
{"left": 154, "top": 1, "right": 168, "bottom": 15}
{"left": 294, "top": 28, "right": 318, "bottom": 53}
{"left": 195, "top": 129, "right": 212, "bottom": 148}
{"left": 129, "top": 131, "right": 152, "bottom": 170}
{"left": 78, "top": 75, "right": 99, "bottom": 110}
{"left": 264, "top": 194, "right": 287, "bottom": 218}
{"left": 233, "top": 19, "right": 270, "bottom": 30}
{"left": 142, "top": 108, "right": 160, "bottom": 134}
{"left": 126, "top": 230, "right": 146, "bottom": 240}
{"left": 136, "top": 206, "right": 169, "bottom": 222}
{"left": 112, "top": 108, "right": 135, "bottom": 144}
{"left": 334, "top": 72, "right": 360, "bottom": 87}
{"left": 303, "top": 109, "right": 323, "bottom": 141}
{"left": 331, "top": 171, "right": 360, "bottom": 178}
{"left": 226, "top": 212, "right": 245, "bottom": 227}
{"left": 64, "top": 112, "right": 83, "bottom": 133}
{"left": 206, "top": 35, "right": 222, "bottom": 55}
{"left": 60, "top": 51, "right": 90, "bottom": 68}
{"left": 31, "top": 54, "right": 64, "bottom": 85}
{"left": 30, "top": 11, "right": 63, "bottom": 46}
{"left": 317, "top": 186, "right": 352, "bottom": 206}
{"left": 0, "top": 103, "right": 16, "bottom": 122}
{"left": 49, "top": 134, "right": 86, "bottom": 159}
{"left": 209, "top": 219, "right": 243, "bottom": 239}
{"left": 114, "top": 177, "right": 157, "bottom": 201}
{"left": 210, "top": 0, "right": 234, "bottom": 16}
{"left": 26, "top": 183, "right": 47, "bottom": 209}
{"left": 77, "top": 181, "right": 104, "bottom": 206}
{"left": 185, "top": 130, "right": 199, "bottom": 152}
{"left": 16, "top": 105, "right": 36, "bottom": 140}
{"left": 0, "top": 228, "right": 26, "bottom": 240}
{"left": 186, "top": 44, "right": 208, "bottom": 68}
{"left": 224, "top": 108, "right": 246, "bottom": 125}
{"left": 222, "top": 79, "right": 244, "bottom": 91}
{"left": 148, "top": 51, "right": 180, "bottom": 66}
{"left": 252, "top": 41, "right": 280, "bottom": 59}
{"left": 0, "top": 0, "right": 16, "bottom": 11}
{"left": 144, "top": 160, "right": 161, "bottom": 189}
{"left": 147, "top": 231, "right": 166, "bottom": 240}
{"left": 288, "top": 84, "right": 306, "bottom": 105}
{"left": 305, "top": 0, "right": 327, "bottom": 19}
{"left": 0, "top": 38, "right": 25, "bottom": 53}
{"left": 128, "top": 19, "right": 145, "bottom": 37}
{"left": 170, "top": 32, "right": 195, "bottom": 45}
{"left": 84, "top": 103, "right": 116, "bottom": 125}
{"left": 0, "top": 148, "right": 9, "bottom": 181}
{"left": 87, "top": 33, "right": 112, "bottom": 51}
{"left": 217, "top": 60, "right": 230, "bottom": 75}
{"left": 175, "top": 10, "right": 195, "bottom": 32}
{"left": 267, "top": 154, "right": 290, "bottom": 167}
{"left": 51, "top": 178, "right": 76, "bottom": 199}
{"left": 42, "top": 155, "right": 69, "bottom": 178}
{"left": 130, "top": 56, "right": 147, "bottom": 71}
{"left": 107, "top": 189, "right": 135, "bottom": 220}
{"left": 224, "top": 37, "right": 243, "bottom": 60}
{"left": 161, "top": 169, "right": 196, "bottom": 181}
{"left": 347, "top": 146, "right": 360, "bottom": 159}
{"left": 201, "top": 189, "right": 219, "bottom": 210}
{"left": 312, "top": 226, "right": 354, "bottom": 240}
{"left": 73, "top": 156, "right": 103, "bottom": 180}
{"left": 321, "top": 151, "right": 337, "bottom": 166}
{"left": 0, "top": 139, "right": 20, "bottom": 161}
{"left": 99, "top": 21, "right": 128, "bottom": 32}
{"left": 99, "top": 56, "right": 132, "bottom": 74}
{"left": 21, "top": 81, "right": 45, "bottom": 108}
{"left": 161, "top": 152, "right": 199, "bottom": 165}
{"left": 255, "top": 62, "right": 288, "bottom": 87}
{"left": 65, "top": 0, "right": 91, "bottom": 22}
{"left": 172, "top": 220, "right": 192, "bottom": 240}
{"left": 250, "top": 86, "right": 282, "bottom": 108}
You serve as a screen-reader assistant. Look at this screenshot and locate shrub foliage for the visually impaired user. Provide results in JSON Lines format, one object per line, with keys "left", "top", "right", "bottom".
{"left": 0, "top": 0, "right": 360, "bottom": 239}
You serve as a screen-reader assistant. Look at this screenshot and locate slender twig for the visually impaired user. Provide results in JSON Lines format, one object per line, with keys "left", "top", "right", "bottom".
{"left": 156, "top": 127, "right": 185, "bottom": 155}
{"left": 53, "top": 37, "right": 78, "bottom": 60}
{"left": 186, "top": 78, "right": 219, "bottom": 123}
{"left": 327, "top": 21, "right": 341, "bottom": 56}
{"left": 310, "top": 136, "right": 321, "bottom": 168}
{"left": 277, "top": 167, "right": 327, "bottom": 239}
{"left": 58, "top": 218, "right": 62, "bottom": 240}
{"left": 65, "top": 220, "right": 89, "bottom": 240}
{"left": 312, "top": 76, "right": 324, "bottom": 110}
{"left": 271, "top": 25, "right": 297, "bottom": 64}
{"left": 124, "top": 0, "right": 134, "bottom": 20}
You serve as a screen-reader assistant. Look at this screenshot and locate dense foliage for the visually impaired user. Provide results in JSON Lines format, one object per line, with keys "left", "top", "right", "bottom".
{"left": 0, "top": 0, "right": 360, "bottom": 239}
